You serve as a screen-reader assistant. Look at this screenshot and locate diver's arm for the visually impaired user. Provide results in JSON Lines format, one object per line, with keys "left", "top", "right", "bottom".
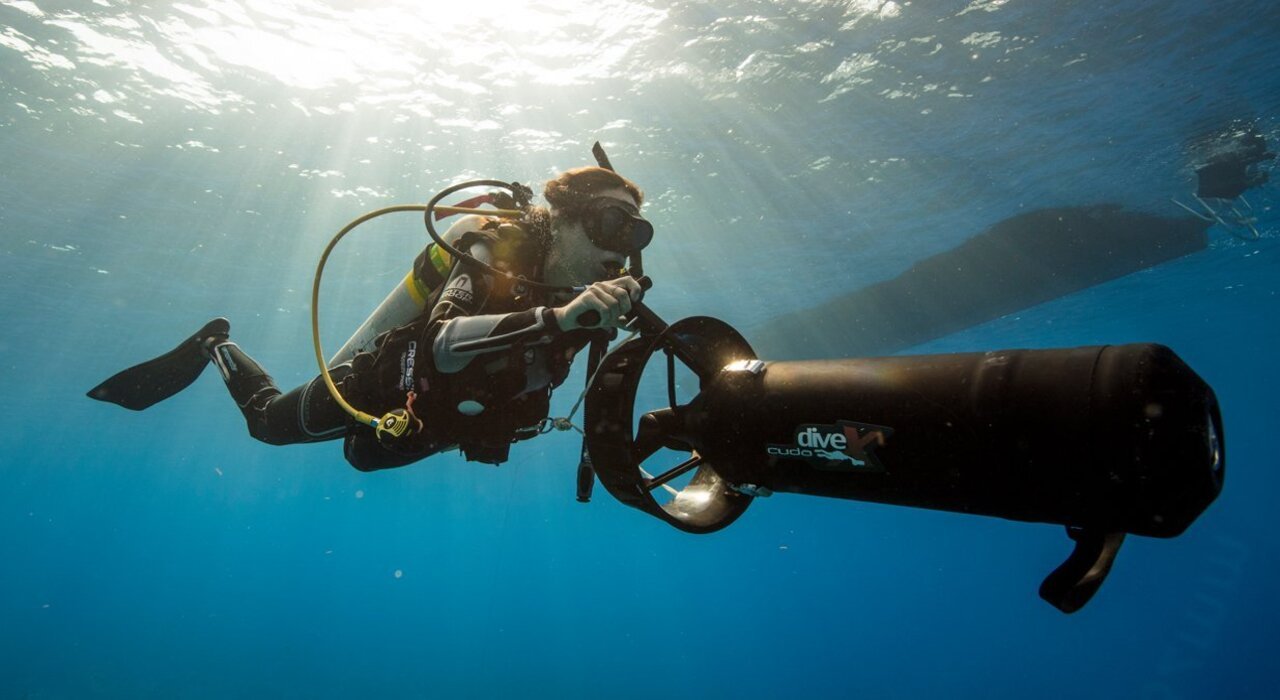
{"left": 425, "top": 234, "right": 557, "bottom": 373}
{"left": 431, "top": 277, "right": 641, "bottom": 374}
{"left": 432, "top": 308, "right": 562, "bottom": 374}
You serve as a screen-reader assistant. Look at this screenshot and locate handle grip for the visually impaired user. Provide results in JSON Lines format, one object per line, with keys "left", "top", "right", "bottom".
{"left": 574, "top": 275, "right": 653, "bottom": 329}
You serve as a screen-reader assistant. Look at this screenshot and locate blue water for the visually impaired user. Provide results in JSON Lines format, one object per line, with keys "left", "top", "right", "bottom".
{"left": 2, "top": 1, "right": 1279, "bottom": 697}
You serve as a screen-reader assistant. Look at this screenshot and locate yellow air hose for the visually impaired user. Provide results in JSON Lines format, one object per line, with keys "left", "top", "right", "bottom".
{"left": 311, "top": 203, "right": 523, "bottom": 438}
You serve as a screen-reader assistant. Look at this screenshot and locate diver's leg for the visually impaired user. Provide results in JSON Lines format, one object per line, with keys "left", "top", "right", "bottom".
{"left": 267, "top": 370, "right": 353, "bottom": 443}
{"left": 87, "top": 318, "right": 231, "bottom": 410}
{"left": 205, "top": 341, "right": 350, "bottom": 445}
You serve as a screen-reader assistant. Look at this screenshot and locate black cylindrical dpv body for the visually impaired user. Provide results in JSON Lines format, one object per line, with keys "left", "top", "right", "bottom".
{"left": 691, "top": 344, "right": 1223, "bottom": 537}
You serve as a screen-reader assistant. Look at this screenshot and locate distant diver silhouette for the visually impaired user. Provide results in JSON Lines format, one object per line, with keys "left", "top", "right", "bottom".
{"left": 1173, "top": 125, "right": 1275, "bottom": 239}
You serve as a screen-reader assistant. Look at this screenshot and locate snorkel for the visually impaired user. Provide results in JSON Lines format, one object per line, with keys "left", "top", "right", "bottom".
{"left": 591, "top": 141, "right": 645, "bottom": 278}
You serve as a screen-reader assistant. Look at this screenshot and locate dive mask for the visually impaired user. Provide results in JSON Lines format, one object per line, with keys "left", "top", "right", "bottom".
{"left": 582, "top": 198, "right": 654, "bottom": 254}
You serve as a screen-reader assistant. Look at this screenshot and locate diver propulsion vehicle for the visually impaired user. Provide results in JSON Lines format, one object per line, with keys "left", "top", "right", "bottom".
{"left": 579, "top": 290, "right": 1225, "bottom": 614}
{"left": 299, "top": 145, "right": 1220, "bottom": 613}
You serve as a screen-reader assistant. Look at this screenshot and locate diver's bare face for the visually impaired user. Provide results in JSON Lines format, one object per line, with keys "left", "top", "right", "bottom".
{"left": 544, "top": 186, "right": 635, "bottom": 297}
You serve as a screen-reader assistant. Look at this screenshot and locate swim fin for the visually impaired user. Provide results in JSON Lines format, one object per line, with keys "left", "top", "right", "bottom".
{"left": 87, "top": 318, "right": 230, "bottom": 411}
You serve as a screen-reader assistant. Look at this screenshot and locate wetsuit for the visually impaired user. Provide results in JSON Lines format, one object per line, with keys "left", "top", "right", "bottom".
{"left": 207, "top": 219, "right": 604, "bottom": 470}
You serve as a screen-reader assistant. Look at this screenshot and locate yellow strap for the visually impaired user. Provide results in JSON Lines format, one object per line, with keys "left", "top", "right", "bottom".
{"left": 405, "top": 270, "right": 430, "bottom": 308}
{"left": 430, "top": 243, "right": 452, "bottom": 275}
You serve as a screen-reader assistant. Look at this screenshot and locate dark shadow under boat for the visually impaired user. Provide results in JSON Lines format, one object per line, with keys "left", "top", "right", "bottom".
{"left": 751, "top": 204, "right": 1210, "bottom": 359}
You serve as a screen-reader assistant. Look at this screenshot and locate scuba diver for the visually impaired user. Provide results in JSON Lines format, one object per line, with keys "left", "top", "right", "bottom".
{"left": 88, "top": 154, "right": 653, "bottom": 471}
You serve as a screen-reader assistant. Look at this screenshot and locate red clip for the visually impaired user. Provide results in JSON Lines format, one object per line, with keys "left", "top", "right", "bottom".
{"left": 404, "top": 391, "right": 425, "bottom": 433}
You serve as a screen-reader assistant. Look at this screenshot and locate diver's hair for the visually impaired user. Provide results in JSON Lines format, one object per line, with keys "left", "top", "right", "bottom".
{"left": 543, "top": 166, "right": 644, "bottom": 221}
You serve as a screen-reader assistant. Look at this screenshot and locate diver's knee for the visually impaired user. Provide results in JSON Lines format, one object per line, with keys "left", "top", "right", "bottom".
{"left": 247, "top": 422, "right": 291, "bottom": 445}
{"left": 245, "top": 412, "right": 297, "bottom": 446}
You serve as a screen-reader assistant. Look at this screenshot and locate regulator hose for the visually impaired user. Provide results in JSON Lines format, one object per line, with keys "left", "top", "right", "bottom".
{"left": 311, "top": 204, "right": 432, "bottom": 434}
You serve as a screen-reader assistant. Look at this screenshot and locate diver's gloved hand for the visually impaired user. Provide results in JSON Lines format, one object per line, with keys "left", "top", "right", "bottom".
{"left": 554, "top": 276, "right": 644, "bottom": 330}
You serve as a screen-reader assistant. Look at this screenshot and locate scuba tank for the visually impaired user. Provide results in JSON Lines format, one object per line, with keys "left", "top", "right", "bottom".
{"left": 327, "top": 215, "right": 483, "bottom": 365}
